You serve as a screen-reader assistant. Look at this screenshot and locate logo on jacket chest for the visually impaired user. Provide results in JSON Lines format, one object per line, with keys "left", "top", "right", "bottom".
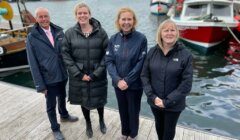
{"left": 173, "top": 58, "right": 179, "bottom": 62}
{"left": 114, "top": 44, "right": 120, "bottom": 52}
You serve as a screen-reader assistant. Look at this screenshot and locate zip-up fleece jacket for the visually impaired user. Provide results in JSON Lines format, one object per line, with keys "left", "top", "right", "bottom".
{"left": 26, "top": 23, "right": 68, "bottom": 92}
{"left": 141, "top": 42, "right": 193, "bottom": 112}
{"left": 105, "top": 30, "right": 147, "bottom": 90}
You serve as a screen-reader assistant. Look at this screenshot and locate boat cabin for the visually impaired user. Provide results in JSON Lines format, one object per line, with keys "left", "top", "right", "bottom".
{"left": 180, "top": 0, "right": 238, "bottom": 22}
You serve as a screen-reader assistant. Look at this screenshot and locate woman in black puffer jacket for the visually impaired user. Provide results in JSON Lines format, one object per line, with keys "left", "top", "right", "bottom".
{"left": 61, "top": 3, "right": 108, "bottom": 138}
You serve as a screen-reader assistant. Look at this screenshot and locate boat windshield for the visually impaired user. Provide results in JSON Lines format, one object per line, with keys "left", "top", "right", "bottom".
{"left": 212, "top": 4, "right": 231, "bottom": 17}
{"left": 184, "top": 4, "right": 208, "bottom": 17}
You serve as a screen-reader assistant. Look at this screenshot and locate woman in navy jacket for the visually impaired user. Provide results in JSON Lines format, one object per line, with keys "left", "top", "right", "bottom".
{"left": 105, "top": 7, "right": 147, "bottom": 140}
{"left": 141, "top": 19, "right": 193, "bottom": 140}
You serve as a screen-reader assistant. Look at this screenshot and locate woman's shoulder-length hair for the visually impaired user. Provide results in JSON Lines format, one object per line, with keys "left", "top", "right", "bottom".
{"left": 115, "top": 7, "right": 138, "bottom": 31}
{"left": 156, "top": 19, "right": 179, "bottom": 48}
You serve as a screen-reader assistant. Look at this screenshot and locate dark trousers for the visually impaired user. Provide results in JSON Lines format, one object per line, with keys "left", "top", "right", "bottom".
{"left": 45, "top": 81, "right": 69, "bottom": 132}
{"left": 151, "top": 107, "right": 181, "bottom": 140}
{"left": 81, "top": 106, "right": 104, "bottom": 122}
{"left": 115, "top": 88, "right": 143, "bottom": 138}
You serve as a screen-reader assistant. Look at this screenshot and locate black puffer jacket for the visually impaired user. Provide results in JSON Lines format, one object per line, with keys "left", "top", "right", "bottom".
{"left": 62, "top": 18, "right": 108, "bottom": 109}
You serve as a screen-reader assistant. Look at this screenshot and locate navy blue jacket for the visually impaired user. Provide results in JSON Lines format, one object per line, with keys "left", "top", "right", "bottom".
{"left": 105, "top": 30, "right": 147, "bottom": 90}
{"left": 141, "top": 42, "right": 193, "bottom": 111}
{"left": 26, "top": 23, "right": 68, "bottom": 92}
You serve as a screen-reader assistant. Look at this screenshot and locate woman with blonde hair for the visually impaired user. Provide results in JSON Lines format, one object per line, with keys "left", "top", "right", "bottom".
{"left": 105, "top": 7, "right": 147, "bottom": 140}
{"left": 141, "top": 19, "right": 193, "bottom": 140}
{"left": 62, "top": 3, "right": 108, "bottom": 138}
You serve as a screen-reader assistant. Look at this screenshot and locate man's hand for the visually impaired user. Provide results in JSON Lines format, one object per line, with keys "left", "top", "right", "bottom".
{"left": 41, "top": 89, "right": 48, "bottom": 95}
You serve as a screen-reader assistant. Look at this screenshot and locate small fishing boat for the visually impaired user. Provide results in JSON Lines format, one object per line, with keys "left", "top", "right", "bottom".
{"left": 171, "top": 0, "right": 240, "bottom": 53}
{"left": 150, "top": 0, "right": 173, "bottom": 15}
{"left": 0, "top": 0, "right": 35, "bottom": 73}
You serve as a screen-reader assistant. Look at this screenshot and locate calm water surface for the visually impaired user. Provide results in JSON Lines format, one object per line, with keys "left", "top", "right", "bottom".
{"left": 1, "top": 0, "right": 240, "bottom": 139}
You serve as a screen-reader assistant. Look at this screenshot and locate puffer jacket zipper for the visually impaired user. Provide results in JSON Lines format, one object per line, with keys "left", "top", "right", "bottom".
{"left": 87, "top": 36, "right": 91, "bottom": 107}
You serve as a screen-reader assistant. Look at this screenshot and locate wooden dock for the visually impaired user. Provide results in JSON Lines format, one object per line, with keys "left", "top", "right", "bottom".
{"left": 0, "top": 81, "right": 237, "bottom": 140}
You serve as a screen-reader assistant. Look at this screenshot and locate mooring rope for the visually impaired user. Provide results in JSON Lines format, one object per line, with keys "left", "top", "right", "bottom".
{"left": 223, "top": 20, "right": 240, "bottom": 44}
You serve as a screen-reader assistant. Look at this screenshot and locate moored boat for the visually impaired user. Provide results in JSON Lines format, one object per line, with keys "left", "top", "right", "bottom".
{"left": 171, "top": 0, "right": 240, "bottom": 53}
{"left": 0, "top": 0, "right": 35, "bottom": 73}
{"left": 0, "top": 27, "right": 29, "bottom": 72}
{"left": 150, "top": 0, "right": 174, "bottom": 15}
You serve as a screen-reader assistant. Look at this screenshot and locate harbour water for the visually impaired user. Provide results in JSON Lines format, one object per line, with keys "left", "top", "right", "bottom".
{"left": 1, "top": 0, "right": 240, "bottom": 139}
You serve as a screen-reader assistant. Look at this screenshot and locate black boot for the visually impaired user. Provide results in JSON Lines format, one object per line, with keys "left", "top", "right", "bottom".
{"left": 99, "top": 119, "right": 107, "bottom": 134}
{"left": 86, "top": 121, "right": 93, "bottom": 138}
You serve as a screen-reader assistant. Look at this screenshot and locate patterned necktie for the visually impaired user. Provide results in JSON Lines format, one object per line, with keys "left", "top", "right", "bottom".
{"left": 46, "top": 30, "right": 54, "bottom": 47}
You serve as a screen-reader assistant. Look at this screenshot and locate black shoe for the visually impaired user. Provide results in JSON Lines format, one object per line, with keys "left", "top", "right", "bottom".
{"left": 99, "top": 119, "right": 107, "bottom": 134}
{"left": 60, "top": 115, "right": 78, "bottom": 122}
{"left": 53, "top": 131, "right": 64, "bottom": 140}
{"left": 86, "top": 121, "right": 93, "bottom": 138}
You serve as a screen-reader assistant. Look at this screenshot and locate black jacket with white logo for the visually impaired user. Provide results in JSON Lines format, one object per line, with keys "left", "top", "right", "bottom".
{"left": 141, "top": 42, "right": 193, "bottom": 111}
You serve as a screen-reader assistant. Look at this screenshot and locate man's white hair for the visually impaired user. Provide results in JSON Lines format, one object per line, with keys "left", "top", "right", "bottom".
{"left": 35, "top": 7, "right": 49, "bottom": 17}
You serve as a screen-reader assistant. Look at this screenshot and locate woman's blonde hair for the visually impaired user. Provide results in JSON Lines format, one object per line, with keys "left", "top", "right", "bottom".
{"left": 74, "top": 3, "right": 91, "bottom": 16}
{"left": 115, "top": 7, "right": 137, "bottom": 31}
{"left": 156, "top": 19, "right": 179, "bottom": 48}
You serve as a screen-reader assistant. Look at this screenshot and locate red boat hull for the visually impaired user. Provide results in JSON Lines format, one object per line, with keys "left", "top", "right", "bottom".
{"left": 179, "top": 26, "right": 230, "bottom": 48}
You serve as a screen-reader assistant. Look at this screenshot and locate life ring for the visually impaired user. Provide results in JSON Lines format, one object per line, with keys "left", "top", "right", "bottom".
{"left": 0, "top": 1, "right": 14, "bottom": 20}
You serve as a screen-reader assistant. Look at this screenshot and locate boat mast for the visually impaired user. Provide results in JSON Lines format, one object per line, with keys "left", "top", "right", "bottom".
{"left": 17, "top": 0, "right": 24, "bottom": 27}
